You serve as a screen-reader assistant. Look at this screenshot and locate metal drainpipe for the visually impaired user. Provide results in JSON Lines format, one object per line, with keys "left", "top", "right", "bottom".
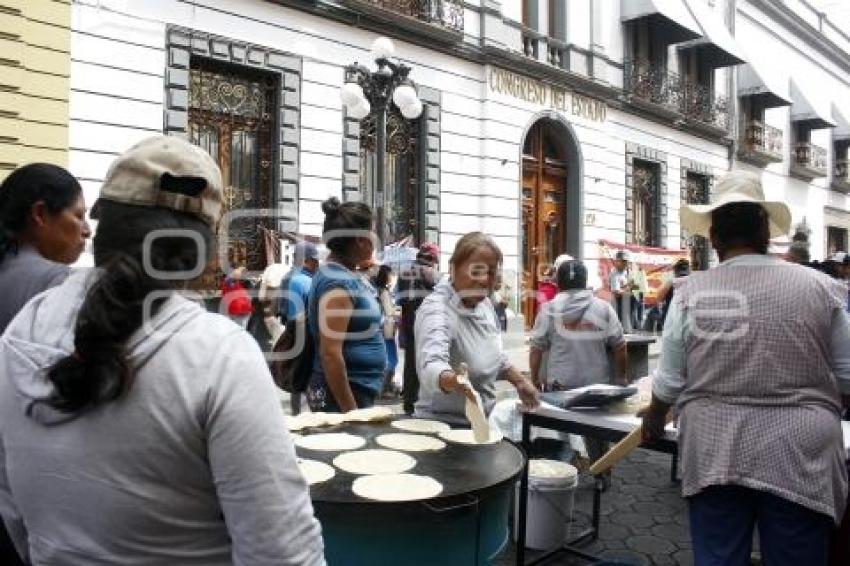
{"left": 727, "top": 0, "right": 738, "bottom": 171}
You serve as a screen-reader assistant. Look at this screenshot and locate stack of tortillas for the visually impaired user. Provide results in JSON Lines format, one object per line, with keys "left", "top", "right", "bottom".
{"left": 391, "top": 418, "right": 451, "bottom": 434}
{"left": 286, "top": 412, "right": 345, "bottom": 432}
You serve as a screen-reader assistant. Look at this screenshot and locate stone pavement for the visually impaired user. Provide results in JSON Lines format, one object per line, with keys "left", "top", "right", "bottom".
{"left": 497, "top": 448, "right": 694, "bottom": 566}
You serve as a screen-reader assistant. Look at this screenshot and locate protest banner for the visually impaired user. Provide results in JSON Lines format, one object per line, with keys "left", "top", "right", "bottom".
{"left": 597, "top": 240, "right": 690, "bottom": 306}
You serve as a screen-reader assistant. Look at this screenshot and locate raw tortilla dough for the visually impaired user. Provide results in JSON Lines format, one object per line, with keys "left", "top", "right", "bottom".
{"left": 375, "top": 433, "right": 446, "bottom": 452}
{"left": 352, "top": 473, "right": 443, "bottom": 501}
{"left": 294, "top": 432, "right": 366, "bottom": 451}
{"left": 439, "top": 428, "right": 503, "bottom": 445}
{"left": 332, "top": 449, "right": 416, "bottom": 475}
{"left": 343, "top": 406, "right": 394, "bottom": 423}
{"left": 286, "top": 412, "right": 346, "bottom": 431}
{"left": 390, "top": 418, "right": 451, "bottom": 434}
{"left": 297, "top": 459, "right": 335, "bottom": 485}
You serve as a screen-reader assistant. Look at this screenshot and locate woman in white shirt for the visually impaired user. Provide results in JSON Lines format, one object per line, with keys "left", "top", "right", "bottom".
{"left": 414, "top": 232, "right": 538, "bottom": 420}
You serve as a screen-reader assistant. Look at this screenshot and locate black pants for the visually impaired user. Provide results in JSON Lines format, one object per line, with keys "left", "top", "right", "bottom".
{"left": 402, "top": 338, "right": 418, "bottom": 409}
{"left": 306, "top": 372, "right": 376, "bottom": 412}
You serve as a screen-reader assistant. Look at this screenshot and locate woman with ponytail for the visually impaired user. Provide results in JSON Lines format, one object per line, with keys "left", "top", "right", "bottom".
{"left": 0, "top": 137, "right": 324, "bottom": 565}
{"left": 306, "top": 196, "right": 386, "bottom": 412}
{"left": 0, "top": 163, "right": 90, "bottom": 334}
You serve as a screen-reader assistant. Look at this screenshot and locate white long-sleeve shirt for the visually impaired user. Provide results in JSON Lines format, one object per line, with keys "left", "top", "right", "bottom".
{"left": 414, "top": 279, "right": 511, "bottom": 419}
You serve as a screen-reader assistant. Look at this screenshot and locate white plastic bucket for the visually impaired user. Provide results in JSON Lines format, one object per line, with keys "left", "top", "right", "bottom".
{"left": 514, "top": 459, "right": 578, "bottom": 550}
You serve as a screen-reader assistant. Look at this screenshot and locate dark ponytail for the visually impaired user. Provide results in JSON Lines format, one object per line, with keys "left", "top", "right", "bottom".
{"left": 0, "top": 163, "right": 82, "bottom": 264}
{"left": 48, "top": 200, "right": 212, "bottom": 413}
{"left": 321, "top": 196, "right": 373, "bottom": 259}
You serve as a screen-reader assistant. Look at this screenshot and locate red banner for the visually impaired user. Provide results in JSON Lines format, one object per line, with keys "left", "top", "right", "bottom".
{"left": 596, "top": 240, "right": 689, "bottom": 306}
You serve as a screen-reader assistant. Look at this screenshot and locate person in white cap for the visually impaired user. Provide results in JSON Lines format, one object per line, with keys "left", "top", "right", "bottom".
{"left": 641, "top": 171, "right": 849, "bottom": 566}
{"left": 0, "top": 136, "right": 324, "bottom": 565}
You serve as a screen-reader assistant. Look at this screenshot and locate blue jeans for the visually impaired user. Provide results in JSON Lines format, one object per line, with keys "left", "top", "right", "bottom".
{"left": 306, "top": 371, "right": 377, "bottom": 412}
{"left": 385, "top": 339, "right": 398, "bottom": 373}
{"left": 688, "top": 485, "right": 832, "bottom": 566}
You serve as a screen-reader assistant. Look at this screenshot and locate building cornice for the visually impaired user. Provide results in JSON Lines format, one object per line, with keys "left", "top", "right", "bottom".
{"left": 270, "top": 0, "right": 732, "bottom": 145}
{"left": 745, "top": 0, "right": 850, "bottom": 75}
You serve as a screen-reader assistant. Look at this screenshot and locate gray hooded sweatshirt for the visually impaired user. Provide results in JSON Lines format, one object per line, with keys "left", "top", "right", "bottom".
{"left": 530, "top": 289, "right": 625, "bottom": 389}
{"left": 0, "top": 270, "right": 324, "bottom": 565}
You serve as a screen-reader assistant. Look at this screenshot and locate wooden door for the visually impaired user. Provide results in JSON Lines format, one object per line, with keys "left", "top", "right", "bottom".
{"left": 521, "top": 122, "right": 568, "bottom": 327}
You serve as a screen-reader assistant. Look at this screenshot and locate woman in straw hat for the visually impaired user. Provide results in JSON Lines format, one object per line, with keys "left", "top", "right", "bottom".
{"left": 641, "top": 171, "right": 849, "bottom": 566}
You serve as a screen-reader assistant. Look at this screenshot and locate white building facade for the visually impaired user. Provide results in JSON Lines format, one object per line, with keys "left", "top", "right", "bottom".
{"left": 66, "top": 0, "right": 850, "bottom": 321}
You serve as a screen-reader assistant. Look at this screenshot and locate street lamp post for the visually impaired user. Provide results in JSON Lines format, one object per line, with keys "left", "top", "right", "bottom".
{"left": 340, "top": 37, "right": 423, "bottom": 246}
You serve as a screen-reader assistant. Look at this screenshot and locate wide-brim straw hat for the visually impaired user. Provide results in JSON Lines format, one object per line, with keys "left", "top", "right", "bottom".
{"left": 680, "top": 171, "right": 791, "bottom": 239}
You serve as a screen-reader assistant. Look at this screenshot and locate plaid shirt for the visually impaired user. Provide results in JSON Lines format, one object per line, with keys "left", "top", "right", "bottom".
{"left": 654, "top": 255, "right": 850, "bottom": 522}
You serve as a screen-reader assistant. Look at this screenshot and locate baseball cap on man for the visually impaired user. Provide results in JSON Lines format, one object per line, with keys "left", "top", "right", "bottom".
{"left": 418, "top": 242, "right": 440, "bottom": 262}
{"left": 294, "top": 240, "right": 319, "bottom": 263}
{"left": 91, "top": 136, "right": 223, "bottom": 227}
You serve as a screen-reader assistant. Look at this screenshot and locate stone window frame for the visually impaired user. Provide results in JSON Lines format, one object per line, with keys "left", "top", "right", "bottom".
{"left": 164, "top": 26, "right": 302, "bottom": 233}
{"left": 625, "top": 143, "right": 668, "bottom": 246}
{"left": 679, "top": 158, "right": 713, "bottom": 249}
{"left": 342, "top": 87, "right": 442, "bottom": 246}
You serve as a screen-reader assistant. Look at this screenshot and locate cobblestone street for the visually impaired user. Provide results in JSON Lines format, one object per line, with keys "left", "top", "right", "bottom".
{"left": 499, "top": 449, "right": 693, "bottom": 566}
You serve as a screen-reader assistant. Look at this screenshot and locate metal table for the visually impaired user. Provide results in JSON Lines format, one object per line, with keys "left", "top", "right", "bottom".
{"left": 515, "top": 405, "right": 678, "bottom": 566}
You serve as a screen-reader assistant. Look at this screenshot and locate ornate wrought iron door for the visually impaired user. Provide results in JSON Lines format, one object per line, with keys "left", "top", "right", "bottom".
{"left": 632, "top": 160, "right": 659, "bottom": 246}
{"left": 188, "top": 59, "right": 277, "bottom": 288}
{"left": 685, "top": 172, "right": 710, "bottom": 269}
{"left": 360, "top": 106, "right": 419, "bottom": 245}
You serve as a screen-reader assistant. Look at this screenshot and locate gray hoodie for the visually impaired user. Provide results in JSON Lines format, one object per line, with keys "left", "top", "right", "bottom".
{"left": 530, "top": 289, "right": 624, "bottom": 389}
{"left": 0, "top": 270, "right": 324, "bottom": 565}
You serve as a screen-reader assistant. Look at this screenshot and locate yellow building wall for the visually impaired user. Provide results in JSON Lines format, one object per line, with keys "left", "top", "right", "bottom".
{"left": 0, "top": 0, "right": 71, "bottom": 181}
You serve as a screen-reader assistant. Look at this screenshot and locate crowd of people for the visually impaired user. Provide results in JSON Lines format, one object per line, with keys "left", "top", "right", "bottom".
{"left": 0, "top": 138, "right": 847, "bottom": 565}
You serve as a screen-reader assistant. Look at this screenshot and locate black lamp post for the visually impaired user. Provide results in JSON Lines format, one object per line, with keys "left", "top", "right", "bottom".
{"left": 340, "top": 37, "right": 423, "bottom": 246}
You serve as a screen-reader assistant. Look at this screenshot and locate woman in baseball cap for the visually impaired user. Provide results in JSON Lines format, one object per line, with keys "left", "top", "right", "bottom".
{"left": 0, "top": 136, "right": 323, "bottom": 564}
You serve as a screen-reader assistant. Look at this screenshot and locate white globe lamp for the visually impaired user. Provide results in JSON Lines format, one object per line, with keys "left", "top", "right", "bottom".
{"left": 348, "top": 98, "right": 371, "bottom": 120}
{"left": 371, "top": 36, "right": 395, "bottom": 61}
{"left": 392, "top": 84, "right": 417, "bottom": 110}
{"left": 400, "top": 99, "right": 423, "bottom": 120}
{"left": 340, "top": 82, "right": 365, "bottom": 108}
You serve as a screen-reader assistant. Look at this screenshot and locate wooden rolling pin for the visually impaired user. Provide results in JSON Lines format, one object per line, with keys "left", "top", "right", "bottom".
{"left": 589, "top": 414, "right": 672, "bottom": 475}
{"left": 588, "top": 426, "right": 645, "bottom": 475}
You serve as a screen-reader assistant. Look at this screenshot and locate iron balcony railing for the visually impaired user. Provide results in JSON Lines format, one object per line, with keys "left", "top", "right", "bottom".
{"left": 357, "top": 0, "right": 464, "bottom": 33}
{"left": 624, "top": 60, "right": 730, "bottom": 131}
{"left": 624, "top": 59, "right": 683, "bottom": 112}
{"left": 681, "top": 81, "right": 729, "bottom": 131}
{"left": 794, "top": 142, "right": 828, "bottom": 174}
{"left": 836, "top": 159, "right": 850, "bottom": 183}
{"left": 744, "top": 120, "right": 783, "bottom": 160}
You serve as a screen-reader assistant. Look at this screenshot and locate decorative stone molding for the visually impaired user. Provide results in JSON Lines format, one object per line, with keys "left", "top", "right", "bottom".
{"left": 165, "top": 26, "right": 303, "bottom": 233}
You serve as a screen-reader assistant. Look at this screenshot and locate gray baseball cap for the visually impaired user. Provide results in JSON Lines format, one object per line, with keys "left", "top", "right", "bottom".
{"left": 92, "top": 135, "right": 223, "bottom": 227}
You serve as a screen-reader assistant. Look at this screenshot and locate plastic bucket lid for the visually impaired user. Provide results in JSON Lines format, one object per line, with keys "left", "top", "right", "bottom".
{"left": 528, "top": 459, "right": 578, "bottom": 489}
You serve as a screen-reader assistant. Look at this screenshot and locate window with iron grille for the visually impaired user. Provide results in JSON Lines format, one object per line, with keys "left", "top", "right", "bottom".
{"left": 828, "top": 226, "right": 848, "bottom": 255}
{"left": 359, "top": 107, "right": 421, "bottom": 245}
{"left": 631, "top": 159, "right": 661, "bottom": 246}
{"left": 187, "top": 57, "right": 278, "bottom": 286}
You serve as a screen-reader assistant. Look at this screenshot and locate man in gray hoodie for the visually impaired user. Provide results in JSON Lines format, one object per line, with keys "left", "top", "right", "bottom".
{"left": 530, "top": 259, "right": 627, "bottom": 392}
